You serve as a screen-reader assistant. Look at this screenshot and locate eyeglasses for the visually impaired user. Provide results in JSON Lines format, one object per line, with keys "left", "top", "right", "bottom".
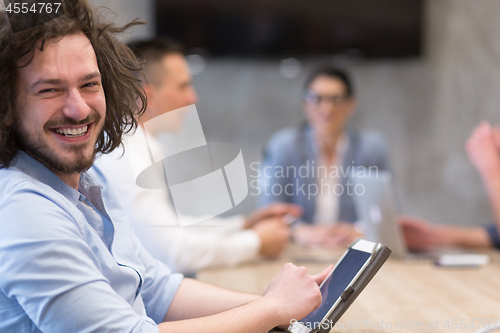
{"left": 303, "top": 90, "right": 349, "bottom": 106}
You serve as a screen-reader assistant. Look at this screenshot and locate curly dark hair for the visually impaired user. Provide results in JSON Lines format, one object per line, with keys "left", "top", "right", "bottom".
{"left": 0, "top": 0, "right": 147, "bottom": 168}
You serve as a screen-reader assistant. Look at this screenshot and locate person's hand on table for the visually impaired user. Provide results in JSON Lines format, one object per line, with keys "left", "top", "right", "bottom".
{"left": 292, "top": 224, "right": 333, "bottom": 247}
{"left": 253, "top": 218, "right": 290, "bottom": 257}
{"left": 325, "top": 222, "right": 362, "bottom": 247}
{"left": 398, "top": 215, "right": 452, "bottom": 251}
{"left": 292, "top": 223, "right": 361, "bottom": 248}
{"left": 399, "top": 215, "right": 496, "bottom": 249}
{"left": 244, "top": 203, "right": 303, "bottom": 229}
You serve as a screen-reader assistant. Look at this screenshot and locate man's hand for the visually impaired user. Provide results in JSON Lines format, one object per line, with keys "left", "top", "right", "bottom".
{"left": 311, "top": 264, "right": 334, "bottom": 285}
{"left": 292, "top": 223, "right": 361, "bottom": 248}
{"left": 244, "top": 203, "right": 302, "bottom": 229}
{"left": 326, "top": 223, "right": 362, "bottom": 247}
{"left": 253, "top": 218, "right": 290, "bottom": 257}
{"left": 398, "top": 215, "right": 459, "bottom": 250}
{"left": 399, "top": 215, "right": 495, "bottom": 249}
{"left": 292, "top": 224, "right": 332, "bottom": 246}
{"left": 398, "top": 215, "right": 441, "bottom": 251}
{"left": 466, "top": 122, "right": 500, "bottom": 178}
{"left": 262, "top": 263, "right": 328, "bottom": 326}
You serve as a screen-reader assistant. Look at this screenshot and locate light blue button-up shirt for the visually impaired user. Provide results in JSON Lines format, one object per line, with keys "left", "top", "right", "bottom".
{"left": 0, "top": 151, "right": 183, "bottom": 333}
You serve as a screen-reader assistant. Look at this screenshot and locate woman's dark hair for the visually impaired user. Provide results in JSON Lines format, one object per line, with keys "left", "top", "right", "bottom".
{"left": 304, "top": 66, "right": 354, "bottom": 97}
{"left": 0, "top": 0, "right": 147, "bottom": 168}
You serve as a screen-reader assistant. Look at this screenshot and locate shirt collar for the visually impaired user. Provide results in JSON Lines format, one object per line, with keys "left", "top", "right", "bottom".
{"left": 11, "top": 150, "right": 90, "bottom": 206}
{"left": 308, "top": 126, "right": 350, "bottom": 161}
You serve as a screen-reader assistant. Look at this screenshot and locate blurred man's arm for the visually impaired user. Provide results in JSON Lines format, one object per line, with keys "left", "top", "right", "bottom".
{"left": 93, "top": 156, "right": 299, "bottom": 274}
{"left": 244, "top": 203, "right": 302, "bottom": 228}
{"left": 466, "top": 122, "right": 500, "bottom": 232}
{"left": 244, "top": 203, "right": 302, "bottom": 257}
{"left": 400, "top": 122, "right": 500, "bottom": 251}
{"left": 252, "top": 218, "right": 290, "bottom": 257}
{"left": 292, "top": 223, "right": 361, "bottom": 248}
{"left": 399, "top": 215, "right": 492, "bottom": 250}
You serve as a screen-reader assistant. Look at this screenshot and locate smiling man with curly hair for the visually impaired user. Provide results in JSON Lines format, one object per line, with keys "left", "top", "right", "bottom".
{"left": 0, "top": 1, "right": 330, "bottom": 332}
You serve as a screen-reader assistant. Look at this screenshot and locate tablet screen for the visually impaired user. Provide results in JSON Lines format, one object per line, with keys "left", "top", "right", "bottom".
{"left": 299, "top": 249, "right": 371, "bottom": 328}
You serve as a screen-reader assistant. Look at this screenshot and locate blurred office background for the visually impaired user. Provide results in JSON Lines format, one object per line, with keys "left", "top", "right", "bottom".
{"left": 90, "top": 0, "right": 500, "bottom": 227}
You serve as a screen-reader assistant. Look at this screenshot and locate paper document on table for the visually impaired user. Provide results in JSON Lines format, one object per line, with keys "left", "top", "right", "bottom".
{"left": 435, "top": 254, "right": 490, "bottom": 268}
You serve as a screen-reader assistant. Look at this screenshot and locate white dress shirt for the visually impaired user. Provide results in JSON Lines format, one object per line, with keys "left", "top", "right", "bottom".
{"left": 314, "top": 134, "right": 348, "bottom": 224}
{"left": 93, "top": 130, "right": 260, "bottom": 275}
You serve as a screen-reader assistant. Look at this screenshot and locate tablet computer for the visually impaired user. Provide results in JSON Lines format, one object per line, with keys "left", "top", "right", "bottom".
{"left": 288, "top": 239, "right": 391, "bottom": 333}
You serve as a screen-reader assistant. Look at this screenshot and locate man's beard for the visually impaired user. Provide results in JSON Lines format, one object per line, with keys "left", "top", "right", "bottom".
{"left": 15, "top": 115, "right": 102, "bottom": 175}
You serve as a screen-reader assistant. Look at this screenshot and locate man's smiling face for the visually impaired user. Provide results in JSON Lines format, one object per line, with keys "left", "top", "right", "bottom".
{"left": 14, "top": 32, "right": 106, "bottom": 175}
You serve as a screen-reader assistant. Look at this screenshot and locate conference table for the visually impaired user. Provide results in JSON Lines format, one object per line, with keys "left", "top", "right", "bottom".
{"left": 197, "top": 245, "right": 500, "bottom": 333}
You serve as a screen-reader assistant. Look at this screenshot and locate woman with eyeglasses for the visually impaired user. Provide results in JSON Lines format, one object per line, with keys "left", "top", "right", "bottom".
{"left": 256, "top": 66, "right": 390, "bottom": 248}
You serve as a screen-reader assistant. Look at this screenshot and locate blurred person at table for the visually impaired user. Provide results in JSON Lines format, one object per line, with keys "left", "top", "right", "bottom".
{"left": 94, "top": 37, "right": 301, "bottom": 275}
{"left": 400, "top": 122, "right": 500, "bottom": 250}
{"left": 257, "top": 66, "right": 390, "bottom": 247}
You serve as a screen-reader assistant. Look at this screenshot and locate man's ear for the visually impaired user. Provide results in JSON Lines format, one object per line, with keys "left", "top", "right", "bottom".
{"left": 143, "top": 84, "right": 156, "bottom": 108}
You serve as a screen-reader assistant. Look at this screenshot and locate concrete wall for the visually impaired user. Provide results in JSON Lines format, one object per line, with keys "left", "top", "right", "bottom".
{"left": 87, "top": 0, "right": 154, "bottom": 41}
{"left": 90, "top": 0, "right": 500, "bottom": 227}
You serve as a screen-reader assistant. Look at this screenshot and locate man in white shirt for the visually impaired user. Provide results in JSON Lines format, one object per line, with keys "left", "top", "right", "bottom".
{"left": 94, "top": 37, "right": 301, "bottom": 274}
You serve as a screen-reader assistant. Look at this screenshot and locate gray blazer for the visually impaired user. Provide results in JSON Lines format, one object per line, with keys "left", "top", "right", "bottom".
{"left": 257, "top": 123, "right": 390, "bottom": 223}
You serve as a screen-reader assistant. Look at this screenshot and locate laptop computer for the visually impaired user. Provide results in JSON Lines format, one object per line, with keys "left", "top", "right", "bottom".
{"left": 351, "top": 171, "right": 465, "bottom": 260}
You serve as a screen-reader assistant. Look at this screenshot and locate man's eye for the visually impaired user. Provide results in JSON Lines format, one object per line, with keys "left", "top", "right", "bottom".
{"left": 82, "top": 82, "right": 99, "bottom": 88}
{"left": 39, "top": 88, "right": 57, "bottom": 94}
